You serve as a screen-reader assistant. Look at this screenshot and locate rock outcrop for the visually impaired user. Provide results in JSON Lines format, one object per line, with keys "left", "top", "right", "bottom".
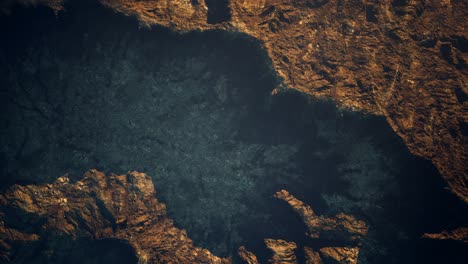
{"left": 0, "top": 170, "right": 230, "bottom": 264}
{"left": 238, "top": 246, "right": 259, "bottom": 264}
{"left": 304, "top": 247, "right": 324, "bottom": 264}
{"left": 238, "top": 245, "right": 359, "bottom": 264}
{"left": 274, "top": 190, "right": 368, "bottom": 244}
{"left": 264, "top": 238, "right": 298, "bottom": 264}
{"left": 1, "top": 174, "right": 367, "bottom": 264}
{"left": 93, "top": 0, "right": 467, "bottom": 203}
{"left": 319, "top": 247, "right": 359, "bottom": 264}
{"left": 423, "top": 227, "right": 468, "bottom": 243}
{"left": 237, "top": 190, "right": 366, "bottom": 264}
{"left": 3, "top": 0, "right": 467, "bottom": 202}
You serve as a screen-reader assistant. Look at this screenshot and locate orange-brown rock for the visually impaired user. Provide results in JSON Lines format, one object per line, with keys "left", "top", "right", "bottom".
{"left": 304, "top": 247, "right": 324, "bottom": 264}
{"left": 95, "top": 0, "right": 468, "bottom": 203}
{"left": 238, "top": 246, "right": 259, "bottom": 264}
{"left": 319, "top": 247, "right": 359, "bottom": 264}
{"left": 274, "top": 190, "right": 368, "bottom": 244}
{"left": 4, "top": 0, "right": 467, "bottom": 202}
{"left": 423, "top": 227, "right": 468, "bottom": 243}
{"left": 0, "top": 170, "right": 230, "bottom": 264}
{"left": 264, "top": 238, "right": 298, "bottom": 264}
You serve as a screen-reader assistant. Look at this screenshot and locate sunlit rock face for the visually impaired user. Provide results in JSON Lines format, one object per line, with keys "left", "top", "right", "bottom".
{"left": 0, "top": 1, "right": 467, "bottom": 263}
{"left": 0, "top": 170, "right": 229, "bottom": 264}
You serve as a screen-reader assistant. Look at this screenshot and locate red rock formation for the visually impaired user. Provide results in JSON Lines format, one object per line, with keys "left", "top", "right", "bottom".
{"left": 0, "top": 170, "right": 230, "bottom": 264}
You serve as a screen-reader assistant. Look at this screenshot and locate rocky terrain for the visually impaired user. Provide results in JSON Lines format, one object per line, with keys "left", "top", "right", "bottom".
{"left": 236, "top": 190, "right": 367, "bottom": 264}
{"left": 274, "top": 190, "right": 368, "bottom": 244}
{"left": 0, "top": 0, "right": 466, "bottom": 263}
{"left": 423, "top": 227, "right": 468, "bottom": 242}
{"left": 0, "top": 170, "right": 230, "bottom": 263}
{"left": 2, "top": 0, "right": 467, "bottom": 204}
{"left": 0, "top": 171, "right": 367, "bottom": 264}
{"left": 90, "top": 0, "right": 468, "bottom": 202}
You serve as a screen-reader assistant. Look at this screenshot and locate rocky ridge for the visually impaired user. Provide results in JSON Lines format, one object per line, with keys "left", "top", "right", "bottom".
{"left": 423, "top": 227, "right": 468, "bottom": 242}
{"left": 0, "top": 170, "right": 230, "bottom": 264}
{"left": 274, "top": 190, "right": 368, "bottom": 244}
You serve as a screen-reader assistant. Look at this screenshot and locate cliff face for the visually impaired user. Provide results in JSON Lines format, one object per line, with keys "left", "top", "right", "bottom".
{"left": 0, "top": 170, "right": 230, "bottom": 264}
{"left": 91, "top": 0, "right": 467, "bottom": 202}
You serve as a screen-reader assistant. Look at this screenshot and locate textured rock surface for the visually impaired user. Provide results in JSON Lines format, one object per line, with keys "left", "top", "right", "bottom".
{"left": 304, "top": 247, "right": 323, "bottom": 264}
{"left": 235, "top": 190, "right": 366, "bottom": 264}
{"left": 423, "top": 227, "right": 468, "bottom": 242}
{"left": 264, "top": 238, "right": 298, "bottom": 264}
{"left": 0, "top": 0, "right": 466, "bottom": 262}
{"left": 4, "top": 0, "right": 468, "bottom": 204}
{"left": 275, "top": 190, "right": 368, "bottom": 244}
{"left": 0, "top": 170, "right": 230, "bottom": 264}
{"left": 90, "top": 0, "right": 468, "bottom": 202}
{"left": 319, "top": 247, "right": 359, "bottom": 264}
{"left": 238, "top": 246, "right": 259, "bottom": 264}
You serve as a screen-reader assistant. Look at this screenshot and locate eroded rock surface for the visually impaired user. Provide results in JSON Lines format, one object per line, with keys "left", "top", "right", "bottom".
{"left": 423, "top": 227, "right": 468, "bottom": 243}
{"left": 238, "top": 246, "right": 259, "bottom": 264}
{"left": 3, "top": 0, "right": 468, "bottom": 204}
{"left": 319, "top": 247, "right": 359, "bottom": 264}
{"left": 92, "top": 0, "right": 468, "bottom": 202}
{"left": 0, "top": 170, "right": 230, "bottom": 264}
{"left": 236, "top": 190, "right": 366, "bottom": 264}
{"left": 264, "top": 238, "right": 298, "bottom": 264}
{"left": 304, "top": 247, "right": 323, "bottom": 264}
{"left": 275, "top": 190, "right": 368, "bottom": 244}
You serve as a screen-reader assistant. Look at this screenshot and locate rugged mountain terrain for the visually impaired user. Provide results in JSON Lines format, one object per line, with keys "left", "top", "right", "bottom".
{"left": 3, "top": 0, "right": 467, "bottom": 204}
{"left": 0, "top": 170, "right": 230, "bottom": 263}
{"left": 5, "top": 0, "right": 465, "bottom": 201}
{"left": 100, "top": 0, "right": 467, "bottom": 203}
{"left": 1, "top": 172, "right": 366, "bottom": 263}
{"left": 0, "top": 0, "right": 466, "bottom": 263}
